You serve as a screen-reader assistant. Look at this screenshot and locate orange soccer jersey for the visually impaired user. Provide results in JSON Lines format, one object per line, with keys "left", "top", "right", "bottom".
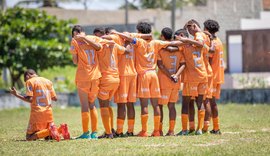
{"left": 195, "top": 32, "right": 213, "bottom": 98}
{"left": 25, "top": 77, "right": 56, "bottom": 134}
{"left": 181, "top": 44, "right": 208, "bottom": 97}
{"left": 98, "top": 43, "right": 126, "bottom": 100}
{"left": 210, "top": 37, "right": 225, "bottom": 99}
{"left": 110, "top": 34, "right": 137, "bottom": 103}
{"left": 134, "top": 38, "right": 172, "bottom": 98}
{"left": 70, "top": 35, "right": 103, "bottom": 82}
{"left": 157, "top": 48, "right": 185, "bottom": 104}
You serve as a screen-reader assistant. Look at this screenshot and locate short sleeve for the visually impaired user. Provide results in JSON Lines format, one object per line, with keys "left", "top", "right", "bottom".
{"left": 70, "top": 39, "right": 78, "bottom": 55}
{"left": 25, "top": 81, "right": 33, "bottom": 97}
{"left": 153, "top": 40, "right": 170, "bottom": 53}
{"left": 116, "top": 44, "right": 126, "bottom": 55}
{"left": 194, "top": 32, "right": 204, "bottom": 43}
{"left": 179, "top": 51, "right": 186, "bottom": 63}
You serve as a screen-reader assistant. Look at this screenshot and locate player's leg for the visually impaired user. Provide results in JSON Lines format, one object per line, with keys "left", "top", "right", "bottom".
{"left": 88, "top": 79, "right": 99, "bottom": 139}
{"left": 138, "top": 98, "right": 149, "bottom": 137}
{"left": 116, "top": 103, "right": 126, "bottom": 137}
{"left": 76, "top": 83, "right": 91, "bottom": 139}
{"left": 158, "top": 104, "right": 163, "bottom": 135}
{"left": 126, "top": 102, "right": 135, "bottom": 136}
{"left": 188, "top": 98, "right": 195, "bottom": 134}
{"left": 166, "top": 102, "right": 176, "bottom": 136}
{"left": 203, "top": 98, "right": 211, "bottom": 133}
{"left": 177, "top": 96, "right": 190, "bottom": 135}
{"left": 98, "top": 98, "right": 113, "bottom": 138}
{"left": 150, "top": 98, "right": 161, "bottom": 137}
{"left": 210, "top": 84, "right": 221, "bottom": 134}
{"left": 149, "top": 72, "right": 161, "bottom": 137}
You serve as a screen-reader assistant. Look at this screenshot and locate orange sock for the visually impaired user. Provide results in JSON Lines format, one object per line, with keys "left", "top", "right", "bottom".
{"left": 197, "top": 110, "right": 205, "bottom": 131}
{"left": 181, "top": 114, "right": 188, "bottom": 131}
{"left": 213, "top": 117, "right": 220, "bottom": 131}
{"left": 169, "top": 120, "right": 175, "bottom": 132}
{"left": 81, "top": 112, "right": 90, "bottom": 133}
{"left": 203, "top": 121, "right": 210, "bottom": 131}
{"left": 154, "top": 116, "right": 161, "bottom": 131}
{"left": 159, "top": 122, "right": 163, "bottom": 131}
{"left": 90, "top": 108, "right": 98, "bottom": 132}
{"left": 108, "top": 106, "right": 114, "bottom": 129}
{"left": 189, "top": 121, "right": 195, "bottom": 131}
{"left": 141, "top": 114, "right": 148, "bottom": 132}
{"left": 100, "top": 107, "right": 112, "bottom": 134}
{"left": 116, "top": 118, "right": 124, "bottom": 134}
{"left": 36, "top": 129, "right": 50, "bottom": 138}
{"left": 127, "top": 119, "right": 135, "bottom": 133}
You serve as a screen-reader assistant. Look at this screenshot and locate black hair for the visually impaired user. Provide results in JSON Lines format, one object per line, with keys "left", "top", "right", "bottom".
{"left": 203, "top": 19, "right": 220, "bottom": 34}
{"left": 161, "top": 27, "right": 173, "bottom": 40}
{"left": 93, "top": 27, "right": 105, "bottom": 35}
{"left": 71, "top": 25, "right": 84, "bottom": 37}
{"left": 187, "top": 19, "right": 201, "bottom": 28}
{"left": 174, "top": 29, "right": 189, "bottom": 39}
{"left": 105, "top": 27, "right": 115, "bottom": 35}
{"left": 24, "top": 69, "right": 37, "bottom": 81}
{"left": 136, "top": 22, "right": 152, "bottom": 34}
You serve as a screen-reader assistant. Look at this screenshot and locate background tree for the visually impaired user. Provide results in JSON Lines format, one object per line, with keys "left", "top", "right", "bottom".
{"left": 0, "top": 7, "right": 75, "bottom": 88}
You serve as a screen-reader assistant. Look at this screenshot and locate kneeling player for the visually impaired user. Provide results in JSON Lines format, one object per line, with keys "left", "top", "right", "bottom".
{"left": 10, "top": 69, "right": 70, "bottom": 141}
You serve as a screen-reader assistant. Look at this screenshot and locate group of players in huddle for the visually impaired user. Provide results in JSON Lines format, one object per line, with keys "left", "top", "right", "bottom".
{"left": 10, "top": 18, "right": 224, "bottom": 141}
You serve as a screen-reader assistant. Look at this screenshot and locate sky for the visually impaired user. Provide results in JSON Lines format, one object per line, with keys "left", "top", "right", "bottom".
{"left": 6, "top": 0, "right": 139, "bottom": 10}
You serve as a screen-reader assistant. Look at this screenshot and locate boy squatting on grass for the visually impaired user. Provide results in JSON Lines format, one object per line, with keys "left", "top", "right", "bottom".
{"left": 9, "top": 69, "right": 70, "bottom": 141}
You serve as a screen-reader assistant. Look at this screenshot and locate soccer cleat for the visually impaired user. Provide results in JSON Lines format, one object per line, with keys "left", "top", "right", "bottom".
{"left": 60, "top": 123, "right": 70, "bottom": 140}
{"left": 151, "top": 130, "right": 161, "bottom": 137}
{"left": 111, "top": 128, "right": 116, "bottom": 137}
{"left": 210, "top": 129, "right": 222, "bottom": 135}
{"left": 76, "top": 131, "right": 90, "bottom": 139}
{"left": 177, "top": 130, "right": 189, "bottom": 136}
{"left": 90, "top": 132, "right": 98, "bottom": 139}
{"left": 98, "top": 133, "right": 113, "bottom": 139}
{"left": 202, "top": 130, "right": 209, "bottom": 134}
{"left": 195, "top": 130, "right": 203, "bottom": 135}
{"left": 125, "top": 131, "right": 134, "bottom": 137}
{"left": 165, "top": 131, "right": 175, "bottom": 136}
{"left": 137, "top": 131, "right": 148, "bottom": 137}
{"left": 49, "top": 125, "right": 61, "bottom": 142}
{"left": 188, "top": 129, "right": 195, "bottom": 135}
{"left": 115, "top": 132, "right": 126, "bottom": 138}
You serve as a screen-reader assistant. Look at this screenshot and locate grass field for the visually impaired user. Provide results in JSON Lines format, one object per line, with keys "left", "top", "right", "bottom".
{"left": 0, "top": 104, "right": 270, "bottom": 156}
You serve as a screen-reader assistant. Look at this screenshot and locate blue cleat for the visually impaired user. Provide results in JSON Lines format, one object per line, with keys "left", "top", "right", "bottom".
{"left": 90, "top": 132, "right": 98, "bottom": 139}
{"left": 177, "top": 130, "right": 189, "bottom": 136}
{"left": 76, "top": 131, "right": 90, "bottom": 139}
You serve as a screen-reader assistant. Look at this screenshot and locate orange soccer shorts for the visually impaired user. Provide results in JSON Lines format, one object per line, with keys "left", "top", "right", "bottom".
{"left": 182, "top": 82, "right": 207, "bottom": 97}
{"left": 26, "top": 122, "right": 52, "bottom": 135}
{"left": 98, "top": 77, "right": 120, "bottom": 100}
{"left": 137, "top": 71, "right": 161, "bottom": 98}
{"left": 158, "top": 89, "right": 179, "bottom": 104}
{"left": 114, "top": 76, "right": 137, "bottom": 103}
{"left": 212, "top": 83, "right": 221, "bottom": 99}
{"left": 76, "top": 79, "right": 100, "bottom": 103}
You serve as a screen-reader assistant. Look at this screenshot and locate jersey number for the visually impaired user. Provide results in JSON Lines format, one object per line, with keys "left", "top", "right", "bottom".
{"left": 192, "top": 51, "right": 202, "bottom": 68}
{"left": 85, "top": 50, "right": 95, "bottom": 65}
{"left": 169, "top": 56, "right": 177, "bottom": 73}
{"left": 36, "top": 89, "right": 50, "bottom": 107}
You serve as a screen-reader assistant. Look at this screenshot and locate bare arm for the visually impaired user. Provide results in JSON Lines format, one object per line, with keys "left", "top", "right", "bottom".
{"left": 157, "top": 60, "right": 172, "bottom": 80}
{"left": 10, "top": 87, "right": 32, "bottom": 103}
{"left": 176, "top": 36, "right": 203, "bottom": 48}
{"left": 164, "top": 46, "right": 179, "bottom": 53}
{"left": 101, "top": 35, "right": 113, "bottom": 40}
{"left": 138, "top": 33, "right": 152, "bottom": 40}
{"left": 111, "top": 31, "right": 134, "bottom": 43}
{"left": 74, "top": 35, "right": 102, "bottom": 51}
{"left": 171, "top": 63, "right": 186, "bottom": 82}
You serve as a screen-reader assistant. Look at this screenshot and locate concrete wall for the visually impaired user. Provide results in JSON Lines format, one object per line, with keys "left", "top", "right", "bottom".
{"left": 41, "top": 0, "right": 263, "bottom": 42}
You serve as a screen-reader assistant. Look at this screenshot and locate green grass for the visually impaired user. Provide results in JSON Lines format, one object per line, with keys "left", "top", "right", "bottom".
{"left": 0, "top": 104, "right": 270, "bottom": 155}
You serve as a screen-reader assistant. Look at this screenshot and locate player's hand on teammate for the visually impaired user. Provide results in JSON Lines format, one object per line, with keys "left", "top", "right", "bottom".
{"left": 9, "top": 87, "right": 18, "bottom": 96}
